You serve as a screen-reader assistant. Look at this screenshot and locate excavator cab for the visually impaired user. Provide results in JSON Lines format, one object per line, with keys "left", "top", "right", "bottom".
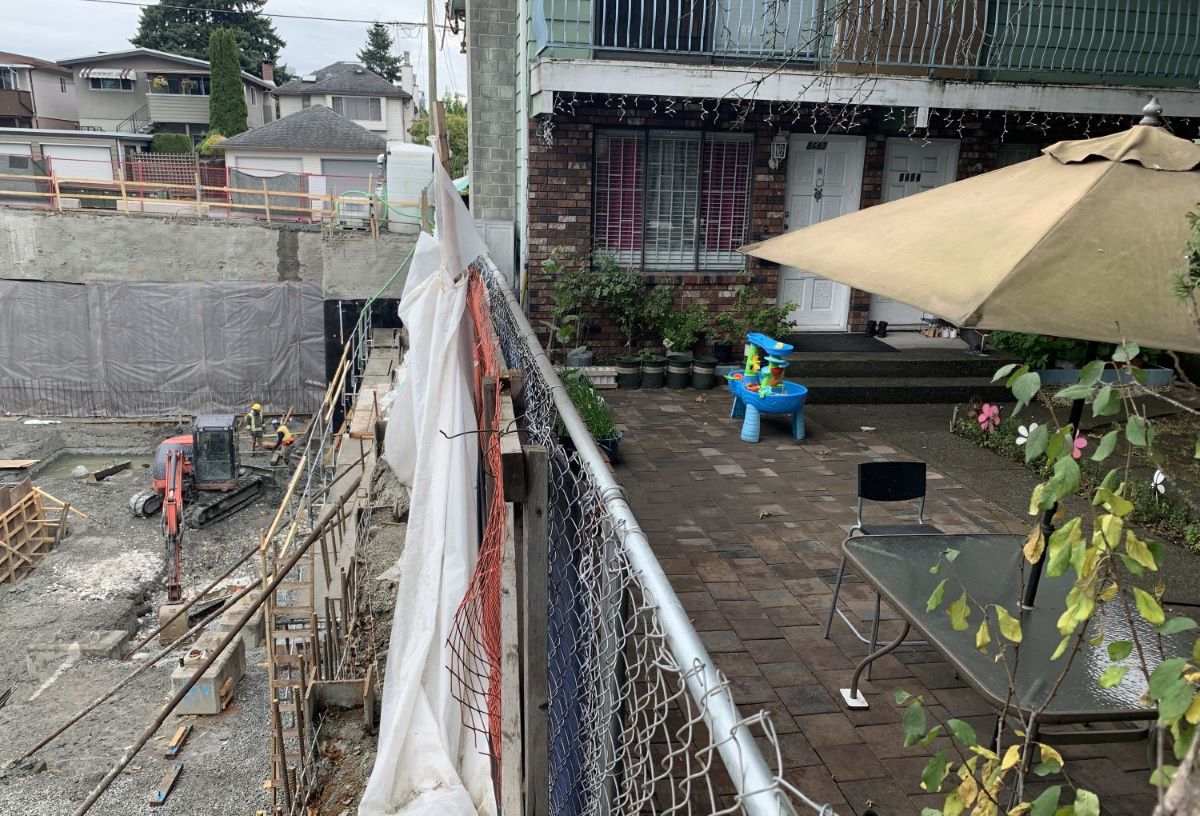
{"left": 192, "top": 414, "right": 239, "bottom": 490}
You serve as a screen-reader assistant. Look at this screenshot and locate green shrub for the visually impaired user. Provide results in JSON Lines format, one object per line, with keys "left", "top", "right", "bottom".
{"left": 556, "top": 369, "right": 616, "bottom": 440}
{"left": 150, "top": 133, "right": 193, "bottom": 154}
{"left": 991, "top": 331, "right": 1163, "bottom": 369}
{"left": 208, "top": 28, "right": 248, "bottom": 137}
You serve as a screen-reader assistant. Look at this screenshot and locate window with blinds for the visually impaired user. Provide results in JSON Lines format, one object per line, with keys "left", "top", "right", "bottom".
{"left": 332, "top": 96, "right": 382, "bottom": 121}
{"left": 594, "top": 129, "right": 752, "bottom": 272}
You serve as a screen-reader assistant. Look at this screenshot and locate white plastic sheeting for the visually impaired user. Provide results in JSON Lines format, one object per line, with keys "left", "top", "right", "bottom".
{"left": 360, "top": 166, "right": 495, "bottom": 816}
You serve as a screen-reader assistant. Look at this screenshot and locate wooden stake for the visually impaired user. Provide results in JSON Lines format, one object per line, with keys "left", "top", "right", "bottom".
{"left": 262, "top": 179, "right": 272, "bottom": 223}
{"left": 33, "top": 488, "right": 92, "bottom": 520}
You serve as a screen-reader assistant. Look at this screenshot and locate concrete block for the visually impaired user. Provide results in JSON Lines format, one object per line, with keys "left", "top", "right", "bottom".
{"left": 217, "top": 591, "right": 264, "bottom": 650}
{"left": 171, "top": 631, "right": 246, "bottom": 716}
{"left": 27, "top": 630, "right": 129, "bottom": 680}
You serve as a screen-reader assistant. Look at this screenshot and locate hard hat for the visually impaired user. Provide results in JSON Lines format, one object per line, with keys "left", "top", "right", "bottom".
{"left": 252, "top": 403, "right": 262, "bottom": 411}
{"left": 270, "top": 419, "right": 280, "bottom": 427}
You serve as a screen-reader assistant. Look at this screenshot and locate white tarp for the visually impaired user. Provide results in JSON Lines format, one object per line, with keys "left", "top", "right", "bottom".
{"left": 360, "top": 165, "right": 495, "bottom": 816}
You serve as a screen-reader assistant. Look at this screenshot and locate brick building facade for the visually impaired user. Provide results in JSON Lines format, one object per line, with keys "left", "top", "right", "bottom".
{"left": 523, "top": 97, "right": 1169, "bottom": 358}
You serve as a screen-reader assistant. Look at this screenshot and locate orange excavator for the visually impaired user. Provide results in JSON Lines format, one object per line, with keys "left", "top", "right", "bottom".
{"left": 129, "top": 414, "right": 267, "bottom": 602}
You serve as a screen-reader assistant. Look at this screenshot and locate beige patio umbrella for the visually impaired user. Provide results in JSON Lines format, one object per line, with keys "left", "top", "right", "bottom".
{"left": 742, "top": 108, "right": 1200, "bottom": 354}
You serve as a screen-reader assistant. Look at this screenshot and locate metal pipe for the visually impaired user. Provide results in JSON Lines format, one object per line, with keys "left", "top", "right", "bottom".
{"left": 71, "top": 474, "right": 363, "bottom": 816}
{"left": 487, "top": 262, "right": 796, "bottom": 816}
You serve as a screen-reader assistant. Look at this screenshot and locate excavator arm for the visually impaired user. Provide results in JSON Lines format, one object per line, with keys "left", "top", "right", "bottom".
{"left": 161, "top": 447, "right": 186, "bottom": 604}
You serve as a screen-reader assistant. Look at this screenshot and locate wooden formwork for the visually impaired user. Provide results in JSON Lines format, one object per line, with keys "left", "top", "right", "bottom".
{"left": 0, "top": 479, "right": 69, "bottom": 584}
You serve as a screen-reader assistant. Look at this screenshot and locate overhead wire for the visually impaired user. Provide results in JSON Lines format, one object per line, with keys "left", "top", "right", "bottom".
{"left": 71, "top": 0, "right": 432, "bottom": 29}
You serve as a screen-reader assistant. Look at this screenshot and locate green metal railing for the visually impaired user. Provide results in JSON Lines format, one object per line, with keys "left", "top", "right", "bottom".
{"left": 534, "top": 0, "right": 1200, "bottom": 86}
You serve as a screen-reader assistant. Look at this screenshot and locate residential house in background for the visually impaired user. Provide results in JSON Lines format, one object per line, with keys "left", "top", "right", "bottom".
{"left": 466, "top": 0, "right": 1200, "bottom": 351}
{"left": 0, "top": 51, "right": 77, "bottom": 129}
{"left": 272, "top": 60, "right": 415, "bottom": 144}
{"left": 59, "top": 48, "right": 275, "bottom": 143}
{"left": 218, "top": 104, "right": 386, "bottom": 221}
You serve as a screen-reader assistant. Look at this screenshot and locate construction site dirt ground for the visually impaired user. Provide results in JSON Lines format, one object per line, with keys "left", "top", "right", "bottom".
{"left": 0, "top": 417, "right": 287, "bottom": 814}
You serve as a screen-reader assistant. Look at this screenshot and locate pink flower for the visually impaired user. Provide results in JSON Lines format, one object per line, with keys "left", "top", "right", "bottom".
{"left": 1071, "top": 435, "right": 1088, "bottom": 459}
{"left": 977, "top": 403, "right": 1000, "bottom": 432}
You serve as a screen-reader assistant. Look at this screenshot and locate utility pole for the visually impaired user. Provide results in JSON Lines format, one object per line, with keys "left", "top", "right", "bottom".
{"left": 425, "top": 0, "right": 449, "bottom": 171}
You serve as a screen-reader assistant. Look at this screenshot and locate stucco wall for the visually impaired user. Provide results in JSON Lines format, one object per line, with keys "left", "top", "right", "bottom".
{"left": 0, "top": 208, "right": 412, "bottom": 300}
{"left": 30, "top": 70, "right": 77, "bottom": 126}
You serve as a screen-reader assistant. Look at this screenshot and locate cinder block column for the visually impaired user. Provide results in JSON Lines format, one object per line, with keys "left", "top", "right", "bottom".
{"left": 466, "top": 0, "right": 518, "bottom": 223}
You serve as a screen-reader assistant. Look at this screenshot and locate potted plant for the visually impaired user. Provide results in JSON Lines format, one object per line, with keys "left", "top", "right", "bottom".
{"left": 709, "top": 310, "right": 743, "bottom": 364}
{"left": 662, "top": 303, "right": 706, "bottom": 361}
{"left": 638, "top": 347, "right": 666, "bottom": 389}
{"left": 557, "top": 369, "right": 623, "bottom": 463}
{"left": 590, "top": 252, "right": 644, "bottom": 388}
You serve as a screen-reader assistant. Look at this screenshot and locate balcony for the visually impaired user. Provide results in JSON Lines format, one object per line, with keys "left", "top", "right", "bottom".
{"left": 146, "top": 93, "right": 210, "bottom": 125}
{"left": 0, "top": 89, "right": 34, "bottom": 119}
{"left": 536, "top": 0, "right": 1200, "bottom": 87}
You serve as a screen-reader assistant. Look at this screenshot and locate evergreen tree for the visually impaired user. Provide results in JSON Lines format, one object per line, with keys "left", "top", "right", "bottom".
{"left": 208, "top": 29, "right": 248, "bottom": 136}
{"left": 133, "top": 0, "right": 283, "bottom": 79}
{"left": 357, "top": 23, "right": 402, "bottom": 84}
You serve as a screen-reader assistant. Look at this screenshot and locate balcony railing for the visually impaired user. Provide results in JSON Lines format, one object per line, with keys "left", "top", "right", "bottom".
{"left": 0, "top": 89, "right": 34, "bottom": 118}
{"left": 536, "top": 0, "right": 1200, "bottom": 85}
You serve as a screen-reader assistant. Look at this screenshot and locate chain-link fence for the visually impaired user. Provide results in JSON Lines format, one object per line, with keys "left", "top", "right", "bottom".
{"left": 479, "top": 261, "right": 836, "bottom": 816}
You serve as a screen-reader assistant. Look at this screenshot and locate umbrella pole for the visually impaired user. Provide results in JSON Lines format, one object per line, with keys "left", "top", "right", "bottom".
{"left": 1022, "top": 340, "right": 1099, "bottom": 609}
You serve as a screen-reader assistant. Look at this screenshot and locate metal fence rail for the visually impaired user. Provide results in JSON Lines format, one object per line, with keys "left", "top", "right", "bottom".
{"left": 482, "top": 261, "right": 833, "bottom": 816}
{"left": 537, "top": 0, "right": 1200, "bottom": 81}
{"left": 0, "top": 378, "right": 317, "bottom": 419}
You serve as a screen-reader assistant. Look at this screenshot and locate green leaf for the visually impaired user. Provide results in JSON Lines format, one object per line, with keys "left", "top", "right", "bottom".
{"left": 894, "top": 690, "right": 912, "bottom": 705}
{"left": 1091, "top": 430, "right": 1119, "bottom": 462}
{"left": 1127, "top": 415, "right": 1150, "bottom": 447}
{"left": 1098, "top": 665, "right": 1128, "bottom": 688}
{"left": 1033, "top": 743, "right": 1064, "bottom": 777}
{"left": 1096, "top": 488, "right": 1133, "bottom": 517}
{"left": 1053, "top": 383, "right": 1094, "bottom": 401}
{"left": 1149, "top": 658, "right": 1192, "bottom": 721}
{"left": 1118, "top": 552, "right": 1145, "bottom": 576}
{"left": 1159, "top": 617, "right": 1197, "bottom": 636}
{"left": 1073, "top": 789, "right": 1100, "bottom": 816}
{"left": 1005, "top": 364, "right": 1030, "bottom": 388}
{"left": 1133, "top": 586, "right": 1166, "bottom": 625}
{"left": 926, "top": 579, "right": 947, "bottom": 612}
{"left": 975, "top": 619, "right": 991, "bottom": 653}
{"left": 921, "top": 809, "right": 943, "bottom": 816}
{"left": 1124, "top": 531, "right": 1157, "bottom": 570}
{"left": 1025, "top": 423, "right": 1050, "bottom": 463}
{"left": 1099, "top": 469, "right": 1121, "bottom": 494}
{"left": 1092, "top": 385, "right": 1120, "bottom": 417}
{"left": 903, "top": 699, "right": 927, "bottom": 746}
{"left": 1078, "top": 360, "right": 1105, "bottom": 386}
{"left": 996, "top": 605, "right": 1023, "bottom": 643}
{"left": 1046, "top": 518, "right": 1080, "bottom": 578}
{"left": 1150, "top": 765, "right": 1178, "bottom": 788}
{"left": 992, "top": 363, "right": 1018, "bottom": 382}
{"left": 1030, "top": 786, "right": 1061, "bottom": 816}
{"left": 1012, "top": 371, "right": 1042, "bottom": 409}
{"left": 944, "top": 547, "right": 960, "bottom": 562}
{"left": 1112, "top": 341, "right": 1140, "bottom": 363}
{"left": 917, "top": 725, "right": 943, "bottom": 747}
{"left": 946, "top": 718, "right": 978, "bottom": 748}
{"left": 948, "top": 591, "right": 970, "bottom": 631}
{"left": 1194, "top": 437, "right": 1200, "bottom": 460}
{"left": 920, "top": 751, "right": 950, "bottom": 793}
{"left": 1107, "top": 640, "right": 1133, "bottom": 661}
{"left": 1051, "top": 635, "right": 1071, "bottom": 660}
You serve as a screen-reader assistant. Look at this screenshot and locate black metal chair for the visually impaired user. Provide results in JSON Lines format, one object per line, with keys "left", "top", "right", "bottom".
{"left": 823, "top": 462, "right": 941, "bottom": 669}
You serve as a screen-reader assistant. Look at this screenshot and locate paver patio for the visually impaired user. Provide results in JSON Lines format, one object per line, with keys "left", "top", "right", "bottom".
{"left": 606, "top": 388, "right": 1158, "bottom": 816}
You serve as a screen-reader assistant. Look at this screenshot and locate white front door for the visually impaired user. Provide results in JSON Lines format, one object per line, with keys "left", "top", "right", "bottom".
{"left": 869, "top": 138, "right": 960, "bottom": 328}
{"left": 778, "top": 135, "right": 865, "bottom": 331}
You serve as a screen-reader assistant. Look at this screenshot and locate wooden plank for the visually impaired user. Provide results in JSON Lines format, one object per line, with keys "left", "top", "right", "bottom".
{"left": 521, "top": 446, "right": 549, "bottom": 816}
{"left": 148, "top": 763, "right": 183, "bottom": 806}
{"left": 165, "top": 724, "right": 193, "bottom": 758}
{"left": 0, "top": 460, "right": 38, "bottom": 470}
{"left": 500, "top": 503, "right": 525, "bottom": 816}
{"left": 347, "top": 383, "right": 391, "bottom": 439}
{"left": 499, "top": 394, "right": 525, "bottom": 501}
{"left": 87, "top": 460, "right": 130, "bottom": 482}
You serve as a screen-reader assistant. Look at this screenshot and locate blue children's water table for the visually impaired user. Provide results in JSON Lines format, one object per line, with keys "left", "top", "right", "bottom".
{"left": 725, "top": 332, "right": 808, "bottom": 443}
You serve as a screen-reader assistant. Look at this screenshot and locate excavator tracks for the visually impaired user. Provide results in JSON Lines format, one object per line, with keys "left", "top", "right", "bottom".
{"left": 129, "top": 489, "right": 163, "bottom": 518}
{"left": 184, "top": 475, "right": 268, "bottom": 528}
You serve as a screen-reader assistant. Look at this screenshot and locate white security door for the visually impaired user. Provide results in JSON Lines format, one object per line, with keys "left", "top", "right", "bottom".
{"left": 778, "top": 135, "right": 865, "bottom": 331}
{"left": 869, "top": 138, "right": 960, "bottom": 327}
{"left": 43, "top": 144, "right": 114, "bottom": 181}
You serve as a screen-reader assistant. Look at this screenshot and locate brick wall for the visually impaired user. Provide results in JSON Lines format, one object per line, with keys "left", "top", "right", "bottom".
{"left": 466, "top": 0, "right": 517, "bottom": 221}
{"left": 526, "top": 101, "right": 786, "bottom": 359}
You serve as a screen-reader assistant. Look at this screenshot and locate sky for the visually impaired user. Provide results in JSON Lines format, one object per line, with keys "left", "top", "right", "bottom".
{"left": 4, "top": 0, "right": 469, "bottom": 101}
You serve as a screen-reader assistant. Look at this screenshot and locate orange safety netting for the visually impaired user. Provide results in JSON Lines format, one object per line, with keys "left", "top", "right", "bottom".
{"left": 447, "top": 266, "right": 506, "bottom": 770}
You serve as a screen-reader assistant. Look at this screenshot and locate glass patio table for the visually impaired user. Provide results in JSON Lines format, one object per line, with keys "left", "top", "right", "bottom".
{"left": 840, "top": 534, "right": 1189, "bottom": 745}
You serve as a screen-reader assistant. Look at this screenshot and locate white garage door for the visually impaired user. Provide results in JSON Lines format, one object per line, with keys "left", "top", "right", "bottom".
{"left": 321, "top": 158, "right": 377, "bottom": 200}
{"left": 232, "top": 156, "right": 303, "bottom": 177}
{"left": 0, "top": 143, "right": 33, "bottom": 156}
{"left": 43, "top": 144, "right": 114, "bottom": 181}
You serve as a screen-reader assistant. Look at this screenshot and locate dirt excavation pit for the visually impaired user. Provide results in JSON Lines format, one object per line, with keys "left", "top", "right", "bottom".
{"left": 0, "top": 417, "right": 285, "bottom": 814}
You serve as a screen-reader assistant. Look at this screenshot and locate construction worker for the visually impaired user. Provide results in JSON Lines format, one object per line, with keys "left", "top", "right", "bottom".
{"left": 245, "top": 403, "right": 264, "bottom": 452}
{"left": 271, "top": 418, "right": 294, "bottom": 449}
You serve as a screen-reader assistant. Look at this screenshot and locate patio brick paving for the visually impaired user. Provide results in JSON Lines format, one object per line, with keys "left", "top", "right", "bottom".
{"left": 606, "top": 388, "right": 1157, "bottom": 816}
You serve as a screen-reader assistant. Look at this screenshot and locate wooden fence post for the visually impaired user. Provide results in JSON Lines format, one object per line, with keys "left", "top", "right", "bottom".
{"left": 262, "top": 179, "right": 272, "bottom": 222}
{"left": 50, "top": 159, "right": 62, "bottom": 212}
{"left": 520, "top": 445, "right": 549, "bottom": 816}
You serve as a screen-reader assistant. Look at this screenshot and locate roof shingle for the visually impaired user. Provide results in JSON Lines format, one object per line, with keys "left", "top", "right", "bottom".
{"left": 273, "top": 62, "right": 410, "bottom": 99}
{"left": 219, "top": 105, "right": 387, "bottom": 153}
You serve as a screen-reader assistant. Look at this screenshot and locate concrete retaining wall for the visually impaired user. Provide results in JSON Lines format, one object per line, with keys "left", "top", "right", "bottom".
{"left": 0, "top": 208, "right": 412, "bottom": 300}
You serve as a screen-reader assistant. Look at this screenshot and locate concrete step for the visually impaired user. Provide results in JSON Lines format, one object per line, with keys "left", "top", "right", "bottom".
{"left": 786, "top": 353, "right": 1015, "bottom": 380}
{"left": 800, "top": 376, "right": 1011, "bottom": 404}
